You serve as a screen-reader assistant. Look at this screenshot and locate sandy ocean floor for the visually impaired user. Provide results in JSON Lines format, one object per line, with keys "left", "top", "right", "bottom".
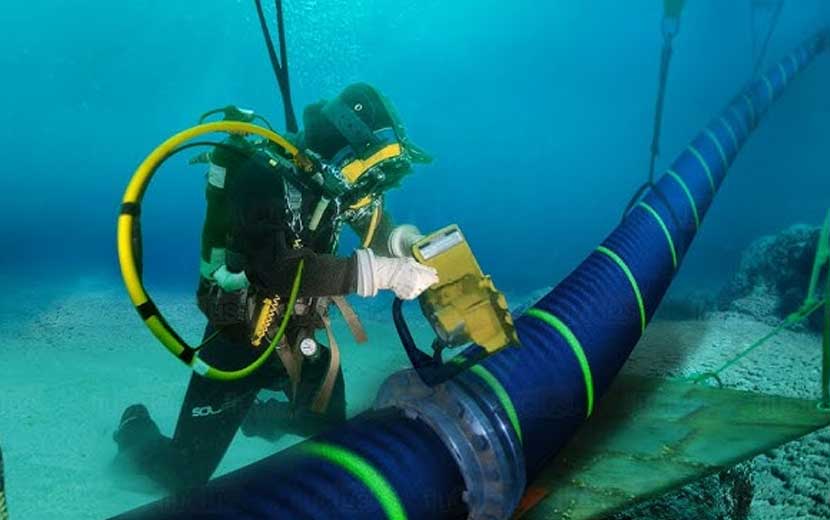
{"left": 0, "top": 278, "right": 827, "bottom": 519}
{"left": 0, "top": 277, "right": 430, "bottom": 519}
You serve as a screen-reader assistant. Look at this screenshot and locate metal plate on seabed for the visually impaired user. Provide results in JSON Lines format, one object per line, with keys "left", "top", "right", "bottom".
{"left": 517, "top": 376, "right": 830, "bottom": 519}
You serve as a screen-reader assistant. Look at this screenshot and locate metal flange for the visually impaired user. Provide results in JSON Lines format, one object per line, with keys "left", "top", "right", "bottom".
{"left": 375, "top": 369, "right": 526, "bottom": 520}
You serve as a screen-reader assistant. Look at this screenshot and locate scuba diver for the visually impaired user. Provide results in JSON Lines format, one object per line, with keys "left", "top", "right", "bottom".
{"left": 112, "top": 83, "right": 439, "bottom": 492}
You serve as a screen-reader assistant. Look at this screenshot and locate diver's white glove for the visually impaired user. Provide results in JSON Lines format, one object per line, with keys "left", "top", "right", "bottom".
{"left": 387, "top": 224, "right": 425, "bottom": 258}
{"left": 213, "top": 265, "right": 250, "bottom": 292}
{"left": 355, "top": 249, "right": 439, "bottom": 300}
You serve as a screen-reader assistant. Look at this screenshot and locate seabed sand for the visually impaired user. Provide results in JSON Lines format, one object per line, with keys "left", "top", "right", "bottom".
{"left": 0, "top": 279, "right": 827, "bottom": 519}
{"left": 0, "top": 277, "right": 435, "bottom": 519}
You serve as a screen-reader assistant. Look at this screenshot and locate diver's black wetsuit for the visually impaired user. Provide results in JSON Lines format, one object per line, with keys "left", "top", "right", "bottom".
{"left": 115, "top": 141, "right": 395, "bottom": 492}
{"left": 116, "top": 322, "right": 348, "bottom": 491}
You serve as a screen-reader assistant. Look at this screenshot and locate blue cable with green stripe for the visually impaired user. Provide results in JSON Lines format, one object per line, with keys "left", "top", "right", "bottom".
{"left": 453, "top": 29, "right": 828, "bottom": 481}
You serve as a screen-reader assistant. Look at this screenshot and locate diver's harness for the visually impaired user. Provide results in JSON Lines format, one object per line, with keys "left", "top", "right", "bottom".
{"left": 121, "top": 95, "right": 419, "bottom": 402}
{"left": 194, "top": 124, "right": 376, "bottom": 412}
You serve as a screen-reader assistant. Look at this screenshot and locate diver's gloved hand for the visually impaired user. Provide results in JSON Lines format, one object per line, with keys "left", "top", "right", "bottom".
{"left": 213, "top": 265, "right": 250, "bottom": 292}
{"left": 355, "top": 249, "right": 439, "bottom": 300}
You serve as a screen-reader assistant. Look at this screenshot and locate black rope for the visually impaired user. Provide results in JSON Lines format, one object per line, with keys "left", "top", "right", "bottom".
{"left": 622, "top": 182, "right": 655, "bottom": 217}
{"left": 275, "top": 0, "right": 291, "bottom": 93}
{"left": 623, "top": 14, "right": 679, "bottom": 217}
{"left": 649, "top": 34, "right": 674, "bottom": 183}
{"left": 254, "top": 0, "right": 299, "bottom": 133}
{"left": 751, "top": 0, "right": 785, "bottom": 79}
{"left": 391, "top": 298, "right": 489, "bottom": 386}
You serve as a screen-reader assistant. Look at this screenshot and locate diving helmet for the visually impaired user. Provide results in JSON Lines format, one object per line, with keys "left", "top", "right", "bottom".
{"left": 302, "top": 83, "right": 432, "bottom": 210}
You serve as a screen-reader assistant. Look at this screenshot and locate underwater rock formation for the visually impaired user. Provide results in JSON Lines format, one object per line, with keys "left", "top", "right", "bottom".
{"left": 653, "top": 290, "right": 715, "bottom": 321}
{"left": 610, "top": 465, "right": 754, "bottom": 520}
{"left": 719, "top": 224, "right": 824, "bottom": 332}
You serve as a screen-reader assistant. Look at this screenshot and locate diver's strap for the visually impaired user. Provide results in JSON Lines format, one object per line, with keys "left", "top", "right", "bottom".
{"left": 275, "top": 334, "right": 303, "bottom": 399}
{"left": 311, "top": 314, "right": 341, "bottom": 414}
{"left": 321, "top": 98, "right": 379, "bottom": 155}
{"left": 332, "top": 295, "right": 368, "bottom": 344}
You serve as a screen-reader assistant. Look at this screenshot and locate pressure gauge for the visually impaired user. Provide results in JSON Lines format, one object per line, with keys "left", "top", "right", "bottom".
{"left": 300, "top": 337, "right": 319, "bottom": 358}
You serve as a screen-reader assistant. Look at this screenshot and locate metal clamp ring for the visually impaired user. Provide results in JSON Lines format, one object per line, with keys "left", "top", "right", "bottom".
{"left": 375, "top": 369, "right": 526, "bottom": 520}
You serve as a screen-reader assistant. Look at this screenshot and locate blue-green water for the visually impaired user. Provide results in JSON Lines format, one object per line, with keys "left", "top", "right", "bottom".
{"left": 1, "top": 1, "right": 829, "bottom": 519}
{"left": 2, "top": 1, "right": 828, "bottom": 289}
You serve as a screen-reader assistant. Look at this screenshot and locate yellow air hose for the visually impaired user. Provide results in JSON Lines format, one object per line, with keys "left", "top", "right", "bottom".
{"left": 362, "top": 206, "right": 382, "bottom": 248}
{"left": 117, "top": 122, "right": 305, "bottom": 380}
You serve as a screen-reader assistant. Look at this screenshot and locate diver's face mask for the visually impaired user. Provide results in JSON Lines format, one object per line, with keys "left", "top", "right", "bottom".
{"left": 319, "top": 94, "right": 431, "bottom": 211}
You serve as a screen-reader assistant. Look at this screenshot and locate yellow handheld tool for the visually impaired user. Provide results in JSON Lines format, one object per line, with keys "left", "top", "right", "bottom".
{"left": 392, "top": 225, "right": 518, "bottom": 386}
{"left": 413, "top": 225, "right": 518, "bottom": 353}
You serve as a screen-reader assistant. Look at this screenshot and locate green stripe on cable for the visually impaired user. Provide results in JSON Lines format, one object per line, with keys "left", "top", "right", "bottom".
{"left": 728, "top": 105, "right": 748, "bottom": 136}
{"left": 525, "top": 308, "right": 595, "bottom": 417}
{"left": 742, "top": 94, "right": 756, "bottom": 126}
{"left": 788, "top": 54, "right": 798, "bottom": 74}
{"left": 469, "top": 365, "right": 523, "bottom": 443}
{"left": 687, "top": 145, "right": 716, "bottom": 193}
{"left": 665, "top": 170, "right": 700, "bottom": 230}
{"left": 450, "top": 356, "right": 523, "bottom": 443}
{"left": 762, "top": 75, "right": 774, "bottom": 101}
{"left": 777, "top": 62, "right": 788, "bottom": 84}
{"left": 636, "top": 202, "right": 678, "bottom": 269}
{"left": 703, "top": 128, "right": 728, "bottom": 172}
{"left": 596, "top": 246, "right": 647, "bottom": 334}
{"left": 300, "top": 442, "right": 407, "bottom": 520}
{"left": 718, "top": 116, "right": 739, "bottom": 151}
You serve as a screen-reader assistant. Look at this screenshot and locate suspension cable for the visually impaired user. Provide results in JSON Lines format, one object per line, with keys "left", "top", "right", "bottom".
{"left": 254, "top": 0, "right": 299, "bottom": 133}
{"left": 623, "top": 1, "right": 685, "bottom": 216}
{"left": 751, "top": 0, "right": 786, "bottom": 79}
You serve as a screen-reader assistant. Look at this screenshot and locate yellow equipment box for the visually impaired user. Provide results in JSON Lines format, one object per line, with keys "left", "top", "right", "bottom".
{"left": 412, "top": 225, "right": 519, "bottom": 353}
